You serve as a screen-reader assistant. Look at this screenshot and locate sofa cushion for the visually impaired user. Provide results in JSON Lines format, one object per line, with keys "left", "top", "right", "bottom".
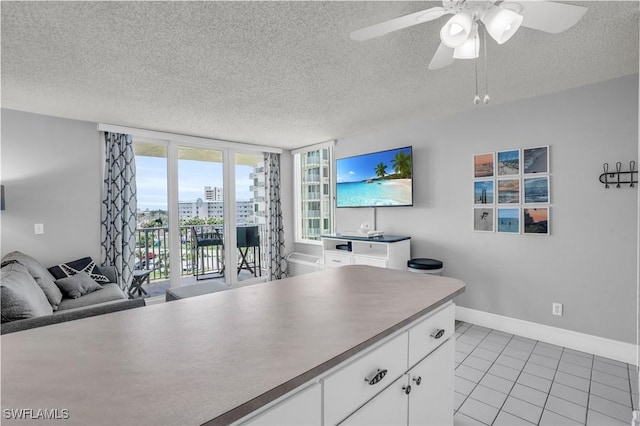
{"left": 54, "top": 271, "right": 103, "bottom": 299}
{"left": 1, "top": 251, "right": 63, "bottom": 310}
{"left": 1, "top": 262, "right": 53, "bottom": 322}
{"left": 48, "top": 257, "right": 109, "bottom": 284}
{"left": 57, "top": 283, "right": 127, "bottom": 311}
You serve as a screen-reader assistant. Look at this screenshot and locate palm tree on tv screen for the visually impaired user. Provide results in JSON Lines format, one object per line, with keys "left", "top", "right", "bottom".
{"left": 374, "top": 162, "right": 387, "bottom": 179}
{"left": 391, "top": 151, "right": 412, "bottom": 179}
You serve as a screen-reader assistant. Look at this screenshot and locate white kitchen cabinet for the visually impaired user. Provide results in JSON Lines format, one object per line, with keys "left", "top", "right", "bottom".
{"left": 407, "top": 339, "right": 454, "bottom": 426}
{"left": 339, "top": 340, "right": 454, "bottom": 426}
{"left": 323, "top": 333, "right": 409, "bottom": 425}
{"left": 241, "top": 383, "right": 321, "bottom": 426}
{"left": 321, "top": 234, "right": 411, "bottom": 270}
{"left": 330, "top": 303, "right": 454, "bottom": 426}
{"left": 238, "top": 303, "right": 455, "bottom": 426}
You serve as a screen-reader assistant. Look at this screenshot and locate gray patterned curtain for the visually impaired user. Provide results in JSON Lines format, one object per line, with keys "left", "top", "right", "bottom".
{"left": 101, "top": 132, "right": 137, "bottom": 290}
{"left": 264, "top": 152, "right": 287, "bottom": 280}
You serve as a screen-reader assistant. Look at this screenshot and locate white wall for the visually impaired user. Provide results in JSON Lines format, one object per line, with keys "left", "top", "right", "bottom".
{"left": 1, "top": 109, "right": 102, "bottom": 266}
{"left": 1, "top": 109, "right": 295, "bottom": 271}
{"left": 327, "top": 75, "right": 638, "bottom": 344}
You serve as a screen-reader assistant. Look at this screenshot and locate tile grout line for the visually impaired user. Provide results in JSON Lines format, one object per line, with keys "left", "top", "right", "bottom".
{"left": 461, "top": 328, "right": 535, "bottom": 426}
{"left": 588, "top": 357, "right": 636, "bottom": 424}
{"left": 496, "top": 339, "right": 552, "bottom": 426}
{"left": 456, "top": 326, "right": 509, "bottom": 425}
{"left": 541, "top": 345, "right": 591, "bottom": 425}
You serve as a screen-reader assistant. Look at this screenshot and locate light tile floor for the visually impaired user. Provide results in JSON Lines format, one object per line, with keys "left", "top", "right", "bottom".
{"left": 454, "top": 322, "right": 638, "bottom": 426}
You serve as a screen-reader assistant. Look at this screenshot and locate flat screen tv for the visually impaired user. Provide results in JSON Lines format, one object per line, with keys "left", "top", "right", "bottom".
{"left": 336, "top": 146, "right": 413, "bottom": 208}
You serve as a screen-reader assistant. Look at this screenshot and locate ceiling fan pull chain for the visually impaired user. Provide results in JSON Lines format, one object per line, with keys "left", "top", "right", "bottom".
{"left": 483, "top": 26, "right": 490, "bottom": 104}
{"left": 473, "top": 31, "right": 480, "bottom": 105}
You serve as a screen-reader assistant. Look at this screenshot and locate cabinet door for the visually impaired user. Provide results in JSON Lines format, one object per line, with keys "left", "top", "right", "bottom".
{"left": 408, "top": 339, "right": 454, "bottom": 426}
{"left": 340, "top": 376, "right": 409, "bottom": 426}
{"left": 241, "top": 383, "right": 321, "bottom": 426}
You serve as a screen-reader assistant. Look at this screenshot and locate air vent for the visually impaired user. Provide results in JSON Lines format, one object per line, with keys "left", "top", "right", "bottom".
{"left": 286, "top": 252, "right": 322, "bottom": 277}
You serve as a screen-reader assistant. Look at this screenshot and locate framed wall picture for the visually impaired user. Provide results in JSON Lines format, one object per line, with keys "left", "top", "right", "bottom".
{"left": 497, "top": 149, "right": 520, "bottom": 176}
{"left": 473, "top": 207, "right": 494, "bottom": 232}
{"left": 474, "top": 180, "right": 494, "bottom": 204}
{"left": 523, "top": 207, "right": 550, "bottom": 235}
{"left": 474, "top": 153, "right": 494, "bottom": 178}
{"left": 497, "top": 178, "right": 520, "bottom": 204}
{"left": 523, "top": 146, "right": 549, "bottom": 174}
{"left": 523, "top": 176, "right": 550, "bottom": 203}
{"left": 497, "top": 208, "right": 520, "bottom": 233}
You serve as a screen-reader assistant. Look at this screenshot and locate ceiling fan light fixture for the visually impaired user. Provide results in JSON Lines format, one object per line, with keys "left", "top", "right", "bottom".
{"left": 453, "top": 24, "right": 479, "bottom": 59}
{"left": 440, "top": 11, "right": 473, "bottom": 48}
{"left": 482, "top": 6, "right": 523, "bottom": 44}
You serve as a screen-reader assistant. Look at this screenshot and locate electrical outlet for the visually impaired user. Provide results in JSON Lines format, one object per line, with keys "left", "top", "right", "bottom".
{"left": 552, "top": 302, "right": 563, "bottom": 316}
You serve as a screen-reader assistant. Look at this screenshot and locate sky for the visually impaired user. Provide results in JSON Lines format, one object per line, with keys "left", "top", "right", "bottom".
{"left": 336, "top": 147, "right": 411, "bottom": 183}
{"left": 135, "top": 156, "right": 254, "bottom": 210}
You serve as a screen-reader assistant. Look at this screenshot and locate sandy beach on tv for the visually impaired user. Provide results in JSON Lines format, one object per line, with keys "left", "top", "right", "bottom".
{"left": 337, "top": 178, "right": 411, "bottom": 206}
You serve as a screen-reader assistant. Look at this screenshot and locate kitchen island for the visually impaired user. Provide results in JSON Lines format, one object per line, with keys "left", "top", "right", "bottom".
{"left": 1, "top": 265, "right": 465, "bottom": 425}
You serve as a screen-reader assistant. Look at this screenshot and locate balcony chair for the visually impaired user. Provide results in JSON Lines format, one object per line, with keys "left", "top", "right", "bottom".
{"left": 191, "top": 226, "right": 224, "bottom": 281}
{"left": 237, "top": 226, "right": 261, "bottom": 277}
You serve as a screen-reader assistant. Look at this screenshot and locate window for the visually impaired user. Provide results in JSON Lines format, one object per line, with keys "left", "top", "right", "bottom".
{"left": 293, "top": 143, "right": 335, "bottom": 243}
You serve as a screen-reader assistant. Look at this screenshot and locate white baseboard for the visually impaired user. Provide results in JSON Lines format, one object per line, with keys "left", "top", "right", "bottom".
{"left": 456, "top": 306, "right": 637, "bottom": 365}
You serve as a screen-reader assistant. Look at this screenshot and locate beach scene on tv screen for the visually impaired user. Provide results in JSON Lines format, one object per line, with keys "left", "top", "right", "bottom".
{"left": 336, "top": 147, "right": 412, "bottom": 207}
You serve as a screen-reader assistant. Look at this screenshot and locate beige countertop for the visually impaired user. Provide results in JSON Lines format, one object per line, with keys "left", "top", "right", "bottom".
{"left": 1, "top": 265, "right": 465, "bottom": 426}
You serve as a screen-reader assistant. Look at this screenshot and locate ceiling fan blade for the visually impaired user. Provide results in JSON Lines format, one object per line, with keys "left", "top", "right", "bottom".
{"left": 428, "top": 43, "right": 455, "bottom": 70}
{"left": 350, "top": 7, "right": 448, "bottom": 41}
{"left": 503, "top": 1, "right": 587, "bottom": 34}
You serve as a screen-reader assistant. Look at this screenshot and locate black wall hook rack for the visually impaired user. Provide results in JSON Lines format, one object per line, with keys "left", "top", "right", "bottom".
{"left": 599, "top": 161, "right": 637, "bottom": 188}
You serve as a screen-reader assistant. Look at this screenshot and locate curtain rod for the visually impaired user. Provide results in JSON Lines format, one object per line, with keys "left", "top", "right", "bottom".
{"left": 97, "top": 123, "right": 283, "bottom": 154}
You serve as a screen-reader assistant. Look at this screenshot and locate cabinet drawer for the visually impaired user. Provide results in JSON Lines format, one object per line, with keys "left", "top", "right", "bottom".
{"left": 323, "top": 332, "right": 409, "bottom": 425}
{"left": 352, "top": 256, "right": 387, "bottom": 268}
{"left": 408, "top": 303, "right": 455, "bottom": 367}
{"left": 324, "top": 252, "right": 352, "bottom": 268}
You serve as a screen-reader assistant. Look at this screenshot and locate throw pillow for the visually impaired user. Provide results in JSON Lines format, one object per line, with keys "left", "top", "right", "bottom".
{"left": 54, "top": 272, "right": 103, "bottom": 299}
{"left": 1, "top": 262, "right": 53, "bottom": 322}
{"left": 1, "top": 251, "right": 63, "bottom": 310}
{"left": 48, "top": 257, "right": 109, "bottom": 284}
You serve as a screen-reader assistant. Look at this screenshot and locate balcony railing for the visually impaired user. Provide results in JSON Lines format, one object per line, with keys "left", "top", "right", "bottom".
{"left": 135, "top": 225, "right": 267, "bottom": 282}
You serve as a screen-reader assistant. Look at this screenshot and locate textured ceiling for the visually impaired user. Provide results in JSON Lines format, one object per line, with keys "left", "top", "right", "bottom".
{"left": 1, "top": 1, "right": 638, "bottom": 150}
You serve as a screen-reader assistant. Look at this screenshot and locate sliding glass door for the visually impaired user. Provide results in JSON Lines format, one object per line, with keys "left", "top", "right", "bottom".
{"left": 178, "top": 146, "right": 226, "bottom": 283}
{"left": 134, "top": 140, "right": 169, "bottom": 284}
{"left": 134, "top": 137, "right": 268, "bottom": 296}
{"left": 235, "top": 152, "right": 267, "bottom": 284}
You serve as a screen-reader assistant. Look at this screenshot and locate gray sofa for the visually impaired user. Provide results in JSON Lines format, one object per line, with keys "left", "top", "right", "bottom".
{"left": 1, "top": 251, "right": 145, "bottom": 334}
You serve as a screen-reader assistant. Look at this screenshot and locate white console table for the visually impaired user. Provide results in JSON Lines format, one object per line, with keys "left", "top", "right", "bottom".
{"left": 321, "top": 234, "right": 410, "bottom": 270}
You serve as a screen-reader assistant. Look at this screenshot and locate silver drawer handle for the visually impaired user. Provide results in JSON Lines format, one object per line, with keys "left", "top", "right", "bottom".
{"left": 430, "top": 329, "right": 445, "bottom": 339}
{"left": 364, "top": 368, "right": 387, "bottom": 385}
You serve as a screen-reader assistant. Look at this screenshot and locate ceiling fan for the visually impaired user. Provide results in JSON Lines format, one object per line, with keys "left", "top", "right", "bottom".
{"left": 350, "top": 0, "right": 588, "bottom": 70}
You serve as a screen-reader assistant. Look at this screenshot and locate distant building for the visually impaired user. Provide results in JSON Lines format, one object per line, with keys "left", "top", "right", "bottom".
{"left": 250, "top": 162, "right": 267, "bottom": 225}
{"left": 299, "top": 149, "right": 332, "bottom": 240}
{"left": 178, "top": 198, "right": 255, "bottom": 224}
{"left": 204, "top": 186, "right": 223, "bottom": 201}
